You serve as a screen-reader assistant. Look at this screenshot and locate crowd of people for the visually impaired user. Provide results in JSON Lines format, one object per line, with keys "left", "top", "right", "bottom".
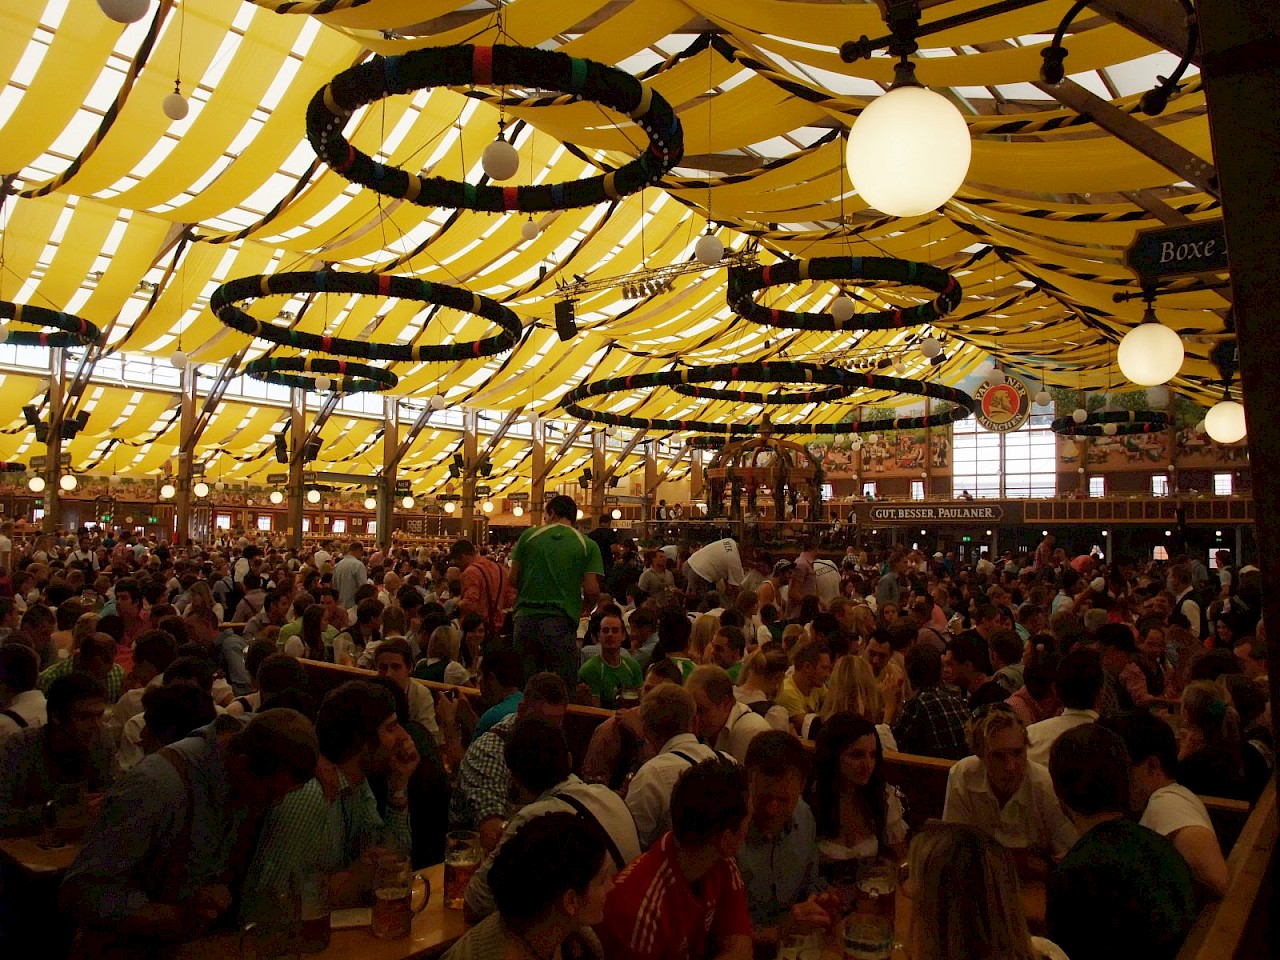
{"left": 0, "top": 507, "right": 1271, "bottom": 959}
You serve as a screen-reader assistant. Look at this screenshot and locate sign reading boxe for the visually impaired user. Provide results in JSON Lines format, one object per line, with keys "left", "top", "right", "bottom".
{"left": 1125, "top": 220, "right": 1228, "bottom": 282}
{"left": 853, "top": 502, "right": 1023, "bottom": 525}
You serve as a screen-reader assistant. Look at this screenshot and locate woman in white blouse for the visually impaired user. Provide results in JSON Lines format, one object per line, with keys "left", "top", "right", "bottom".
{"left": 805, "top": 712, "right": 907, "bottom": 885}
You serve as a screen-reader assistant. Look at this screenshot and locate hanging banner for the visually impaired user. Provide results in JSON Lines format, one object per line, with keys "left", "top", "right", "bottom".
{"left": 975, "top": 377, "right": 1031, "bottom": 432}
{"left": 853, "top": 502, "right": 1019, "bottom": 524}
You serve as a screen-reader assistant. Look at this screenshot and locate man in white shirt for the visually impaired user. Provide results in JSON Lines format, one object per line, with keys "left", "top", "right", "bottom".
{"left": 626, "top": 684, "right": 719, "bottom": 847}
{"left": 943, "top": 710, "right": 1077, "bottom": 877}
{"left": 1103, "top": 711, "right": 1229, "bottom": 897}
{"left": 0, "top": 520, "right": 13, "bottom": 574}
{"left": 465, "top": 715, "right": 641, "bottom": 921}
{"left": 0, "top": 645, "right": 46, "bottom": 741}
{"left": 1026, "top": 647, "right": 1104, "bottom": 767}
{"left": 331, "top": 542, "right": 369, "bottom": 609}
{"left": 1169, "top": 564, "right": 1203, "bottom": 639}
{"left": 687, "top": 665, "right": 771, "bottom": 764}
{"left": 684, "top": 538, "right": 745, "bottom": 599}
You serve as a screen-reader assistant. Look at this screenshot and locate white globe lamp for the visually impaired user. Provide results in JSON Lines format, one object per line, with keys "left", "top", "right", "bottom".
{"left": 444, "top": 501, "right": 456, "bottom": 514}
{"left": 429, "top": 394, "right": 448, "bottom": 410}
{"left": 98, "top": 0, "right": 149, "bottom": 24}
{"left": 611, "top": 508, "right": 622, "bottom": 520}
{"left": 162, "top": 90, "right": 189, "bottom": 122}
{"left": 482, "top": 499, "right": 495, "bottom": 514}
{"left": 401, "top": 495, "right": 415, "bottom": 509}
{"left": 306, "top": 488, "right": 321, "bottom": 504}
{"left": 59, "top": 474, "right": 78, "bottom": 491}
{"left": 193, "top": 481, "right": 210, "bottom": 498}
{"left": 363, "top": 496, "right": 377, "bottom": 510}
{"left": 270, "top": 490, "right": 284, "bottom": 504}
{"left": 1117, "top": 308, "right": 1183, "bottom": 386}
{"left": 1072, "top": 408, "right": 1088, "bottom": 424}
{"left": 520, "top": 218, "right": 540, "bottom": 242}
{"left": 1034, "top": 389, "right": 1051, "bottom": 407}
{"left": 160, "top": 483, "right": 176, "bottom": 499}
{"left": 512, "top": 505, "right": 524, "bottom": 517}
{"left": 846, "top": 69, "right": 972, "bottom": 218}
{"left": 695, "top": 231, "right": 725, "bottom": 266}
{"left": 1204, "top": 400, "right": 1246, "bottom": 444}
{"left": 28, "top": 476, "right": 45, "bottom": 493}
{"left": 920, "top": 337, "right": 941, "bottom": 359}
{"left": 481, "top": 137, "right": 519, "bottom": 181}
{"left": 1102, "top": 422, "right": 1117, "bottom": 436}
{"left": 894, "top": 359, "right": 908, "bottom": 375}
{"left": 830, "top": 296, "right": 856, "bottom": 324}
{"left": 314, "top": 375, "right": 332, "bottom": 393}
{"left": 170, "top": 349, "right": 187, "bottom": 368}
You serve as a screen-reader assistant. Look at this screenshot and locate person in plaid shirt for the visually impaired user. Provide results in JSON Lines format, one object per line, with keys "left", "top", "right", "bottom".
{"left": 37, "top": 632, "right": 123, "bottom": 704}
{"left": 892, "top": 644, "right": 971, "bottom": 760}
{"left": 242, "top": 680, "right": 418, "bottom": 907}
{"left": 448, "top": 672, "right": 569, "bottom": 852}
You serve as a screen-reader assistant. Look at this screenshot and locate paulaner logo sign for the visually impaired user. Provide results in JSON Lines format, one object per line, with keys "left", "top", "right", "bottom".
{"left": 868, "top": 505, "right": 1005, "bottom": 522}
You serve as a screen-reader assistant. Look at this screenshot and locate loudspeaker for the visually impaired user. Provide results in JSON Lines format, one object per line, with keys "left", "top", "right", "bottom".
{"left": 303, "top": 438, "right": 321, "bottom": 463}
{"left": 555, "top": 300, "right": 578, "bottom": 342}
{"left": 274, "top": 431, "right": 289, "bottom": 464}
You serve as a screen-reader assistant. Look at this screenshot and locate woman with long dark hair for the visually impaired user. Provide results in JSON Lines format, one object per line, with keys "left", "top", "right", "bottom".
{"left": 806, "top": 711, "right": 906, "bottom": 885}
{"left": 285, "top": 604, "right": 329, "bottom": 662}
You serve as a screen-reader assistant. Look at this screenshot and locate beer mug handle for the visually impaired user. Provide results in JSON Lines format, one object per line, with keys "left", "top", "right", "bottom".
{"left": 411, "top": 870, "right": 432, "bottom": 916}
{"left": 240, "top": 922, "right": 259, "bottom": 960}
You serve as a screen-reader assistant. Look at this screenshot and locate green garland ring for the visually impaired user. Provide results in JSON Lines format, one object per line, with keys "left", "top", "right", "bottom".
{"left": 560, "top": 361, "right": 975, "bottom": 436}
{"left": 727, "top": 256, "right": 962, "bottom": 332}
{"left": 306, "top": 44, "right": 683, "bottom": 213}
{"left": 1051, "top": 410, "right": 1170, "bottom": 437}
{"left": 244, "top": 355, "right": 397, "bottom": 394}
{"left": 210, "top": 270, "right": 521, "bottom": 362}
{"left": 0, "top": 301, "right": 101, "bottom": 348}
{"left": 669, "top": 382, "right": 857, "bottom": 405}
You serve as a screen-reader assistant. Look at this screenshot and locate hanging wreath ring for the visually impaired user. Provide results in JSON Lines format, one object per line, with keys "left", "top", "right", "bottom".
{"left": 210, "top": 270, "right": 521, "bottom": 362}
{"left": 306, "top": 44, "right": 683, "bottom": 213}
{"left": 561, "top": 361, "right": 975, "bottom": 436}
{"left": 1051, "top": 409, "right": 1171, "bottom": 437}
{"left": 727, "top": 256, "right": 962, "bottom": 331}
{"left": 0, "top": 301, "right": 102, "bottom": 348}
{"left": 243, "top": 355, "right": 397, "bottom": 394}
{"left": 669, "top": 382, "right": 858, "bottom": 405}
{"left": 0, "top": 461, "right": 28, "bottom": 472}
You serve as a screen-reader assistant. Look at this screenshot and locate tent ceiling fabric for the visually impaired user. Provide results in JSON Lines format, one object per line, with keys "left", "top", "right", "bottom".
{"left": 0, "top": 0, "right": 1227, "bottom": 489}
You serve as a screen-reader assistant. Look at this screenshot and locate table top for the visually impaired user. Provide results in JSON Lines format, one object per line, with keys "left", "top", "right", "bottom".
{"left": 179, "top": 863, "right": 468, "bottom": 960}
{"left": 0, "top": 835, "right": 82, "bottom": 877}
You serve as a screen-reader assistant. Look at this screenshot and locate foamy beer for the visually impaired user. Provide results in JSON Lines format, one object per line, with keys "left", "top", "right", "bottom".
{"left": 371, "top": 854, "right": 430, "bottom": 940}
{"left": 444, "top": 830, "right": 482, "bottom": 910}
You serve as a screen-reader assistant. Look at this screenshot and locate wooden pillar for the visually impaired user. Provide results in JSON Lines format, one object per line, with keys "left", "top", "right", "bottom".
{"left": 591, "top": 430, "right": 607, "bottom": 520}
{"left": 643, "top": 443, "right": 658, "bottom": 522}
{"left": 1198, "top": 0, "right": 1280, "bottom": 738}
{"left": 174, "top": 363, "right": 198, "bottom": 544}
{"left": 530, "top": 417, "right": 546, "bottom": 526}
{"left": 378, "top": 396, "right": 398, "bottom": 549}
{"left": 691, "top": 449, "right": 705, "bottom": 500}
{"left": 42, "top": 349, "right": 66, "bottom": 533}
{"left": 460, "top": 408, "right": 478, "bottom": 538}
{"left": 287, "top": 387, "right": 306, "bottom": 550}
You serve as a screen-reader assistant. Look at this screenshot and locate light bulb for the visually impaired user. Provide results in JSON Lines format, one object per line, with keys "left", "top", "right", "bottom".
{"left": 611, "top": 508, "right": 622, "bottom": 520}
{"left": 444, "top": 501, "right": 456, "bottom": 514}
{"left": 830, "top": 296, "right": 855, "bottom": 324}
{"left": 402, "top": 495, "right": 415, "bottom": 509}
{"left": 1204, "top": 400, "right": 1246, "bottom": 443}
{"left": 482, "top": 499, "right": 494, "bottom": 513}
{"left": 695, "top": 232, "right": 725, "bottom": 266}
{"left": 306, "top": 488, "right": 321, "bottom": 504}
{"left": 846, "top": 83, "right": 972, "bottom": 217}
{"left": 521, "top": 218, "right": 540, "bottom": 242}
{"left": 28, "top": 475, "right": 45, "bottom": 493}
{"left": 1034, "top": 389, "right": 1051, "bottom": 407}
{"left": 512, "top": 505, "right": 524, "bottom": 517}
{"left": 363, "top": 496, "right": 377, "bottom": 510}
{"left": 163, "top": 91, "right": 189, "bottom": 122}
{"left": 193, "top": 481, "right": 210, "bottom": 498}
{"left": 98, "top": 0, "right": 150, "bottom": 24}
{"left": 315, "top": 375, "right": 333, "bottom": 393}
{"left": 920, "top": 337, "right": 941, "bottom": 359}
{"left": 270, "top": 490, "right": 284, "bottom": 504}
{"left": 109, "top": 473, "right": 120, "bottom": 487}
{"left": 170, "top": 350, "right": 188, "bottom": 368}
{"left": 1072, "top": 408, "right": 1088, "bottom": 424}
{"left": 160, "top": 483, "right": 176, "bottom": 499}
{"left": 1118, "top": 311, "right": 1184, "bottom": 386}
{"left": 482, "top": 137, "right": 520, "bottom": 181}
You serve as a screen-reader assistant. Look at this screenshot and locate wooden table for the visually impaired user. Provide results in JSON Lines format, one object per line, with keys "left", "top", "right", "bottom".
{"left": 0, "top": 835, "right": 81, "bottom": 878}
{"left": 179, "top": 863, "right": 469, "bottom": 960}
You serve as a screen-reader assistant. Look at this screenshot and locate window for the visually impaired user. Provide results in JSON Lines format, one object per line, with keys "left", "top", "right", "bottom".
{"left": 302, "top": 517, "right": 311, "bottom": 533}
{"left": 1153, "top": 545, "right": 1169, "bottom": 561}
{"left": 952, "top": 414, "right": 1056, "bottom": 498}
{"left": 1151, "top": 474, "right": 1170, "bottom": 497}
{"left": 911, "top": 480, "right": 925, "bottom": 501}
{"left": 215, "top": 514, "right": 232, "bottom": 530}
{"left": 821, "top": 483, "right": 834, "bottom": 500}
{"left": 1213, "top": 473, "right": 1233, "bottom": 496}
{"left": 33, "top": 508, "right": 45, "bottom": 522}
{"left": 256, "top": 515, "right": 272, "bottom": 532}
{"left": 367, "top": 520, "right": 377, "bottom": 537}
{"left": 332, "top": 518, "right": 347, "bottom": 534}
{"left": 1088, "top": 476, "right": 1106, "bottom": 498}
{"left": 862, "top": 481, "right": 878, "bottom": 498}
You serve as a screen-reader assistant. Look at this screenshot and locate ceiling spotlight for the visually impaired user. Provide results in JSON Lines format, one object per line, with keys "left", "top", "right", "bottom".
{"left": 363, "top": 496, "right": 377, "bottom": 510}
{"left": 193, "top": 481, "right": 210, "bottom": 498}
{"left": 160, "top": 483, "right": 176, "bottom": 499}
{"left": 402, "top": 495, "right": 415, "bottom": 509}
{"left": 306, "top": 488, "right": 321, "bottom": 503}
{"left": 444, "top": 501, "right": 456, "bottom": 514}
{"left": 270, "top": 490, "right": 284, "bottom": 504}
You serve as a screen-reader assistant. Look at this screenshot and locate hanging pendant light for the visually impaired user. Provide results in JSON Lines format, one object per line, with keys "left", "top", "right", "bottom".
{"left": 160, "top": 483, "right": 176, "bottom": 499}
{"left": 919, "top": 337, "right": 941, "bottom": 359}
{"left": 846, "top": 59, "right": 971, "bottom": 217}
{"left": 695, "top": 227, "right": 725, "bottom": 266}
{"left": 1072, "top": 408, "right": 1088, "bottom": 424}
{"left": 1118, "top": 303, "right": 1184, "bottom": 386}
{"left": 193, "top": 481, "right": 210, "bottom": 498}
{"left": 270, "top": 490, "right": 284, "bottom": 504}
{"left": 98, "top": 0, "right": 150, "bottom": 23}
{"left": 443, "top": 501, "right": 456, "bottom": 514}
{"left": 520, "top": 218, "right": 540, "bottom": 242}
{"left": 830, "top": 295, "right": 856, "bottom": 325}
{"left": 1204, "top": 398, "right": 1246, "bottom": 443}
{"left": 28, "top": 475, "right": 46, "bottom": 493}
{"left": 482, "top": 132, "right": 519, "bottom": 181}
{"left": 163, "top": 81, "right": 189, "bottom": 122}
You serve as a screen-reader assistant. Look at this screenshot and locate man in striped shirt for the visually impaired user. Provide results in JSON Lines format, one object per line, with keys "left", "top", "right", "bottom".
{"left": 597, "top": 757, "right": 752, "bottom": 960}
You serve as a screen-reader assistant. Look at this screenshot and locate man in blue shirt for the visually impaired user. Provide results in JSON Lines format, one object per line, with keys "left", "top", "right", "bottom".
{"left": 472, "top": 649, "right": 525, "bottom": 738}
{"left": 736, "top": 731, "right": 833, "bottom": 944}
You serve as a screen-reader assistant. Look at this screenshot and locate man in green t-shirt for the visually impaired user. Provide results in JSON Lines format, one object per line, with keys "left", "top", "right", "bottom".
{"left": 510, "top": 495, "right": 604, "bottom": 688}
{"left": 578, "top": 612, "right": 642, "bottom": 709}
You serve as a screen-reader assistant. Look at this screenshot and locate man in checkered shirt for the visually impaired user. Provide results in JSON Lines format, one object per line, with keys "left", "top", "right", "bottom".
{"left": 892, "top": 644, "right": 971, "bottom": 761}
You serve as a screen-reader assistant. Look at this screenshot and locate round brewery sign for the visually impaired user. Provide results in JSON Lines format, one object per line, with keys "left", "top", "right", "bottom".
{"left": 975, "top": 376, "right": 1031, "bottom": 432}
